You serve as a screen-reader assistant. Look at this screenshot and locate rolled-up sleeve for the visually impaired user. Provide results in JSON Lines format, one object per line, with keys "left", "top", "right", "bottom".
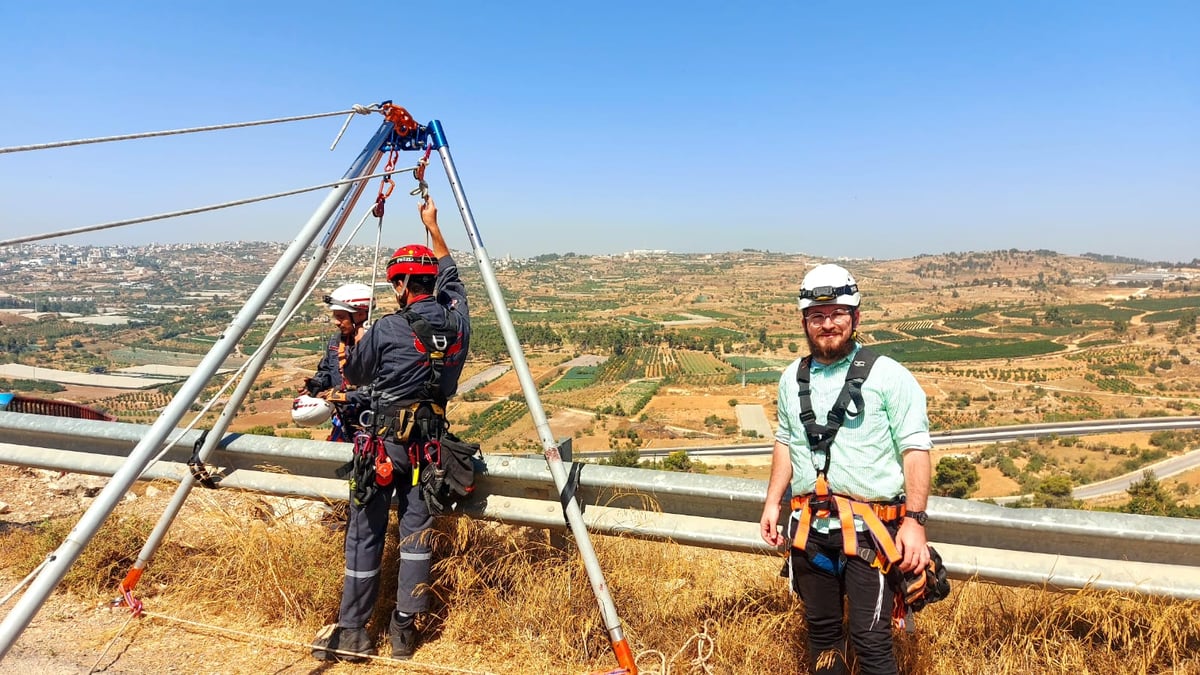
{"left": 886, "top": 364, "right": 933, "bottom": 452}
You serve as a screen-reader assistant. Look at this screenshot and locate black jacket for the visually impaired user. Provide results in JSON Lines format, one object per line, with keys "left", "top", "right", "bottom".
{"left": 344, "top": 255, "right": 470, "bottom": 407}
{"left": 306, "top": 332, "right": 370, "bottom": 409}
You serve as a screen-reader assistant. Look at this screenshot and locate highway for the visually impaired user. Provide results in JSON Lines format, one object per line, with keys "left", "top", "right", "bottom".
{"left": 576, "top": 416, "right": 1200, "bottom": 459}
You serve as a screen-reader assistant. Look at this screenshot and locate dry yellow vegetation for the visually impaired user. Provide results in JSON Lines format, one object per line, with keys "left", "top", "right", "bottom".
{"left": 1, "top": 485, "right": 1197, "bottom": 674}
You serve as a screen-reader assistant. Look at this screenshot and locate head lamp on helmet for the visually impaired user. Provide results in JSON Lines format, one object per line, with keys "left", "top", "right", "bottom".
{"left": 799, "top": 264, "right": 862, "bottom": 310}
{"left": 387, "top": 245, "right": 438, "bottom": 282}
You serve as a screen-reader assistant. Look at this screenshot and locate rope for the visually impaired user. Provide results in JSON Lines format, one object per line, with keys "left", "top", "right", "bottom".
{"left": 0, "top": 167, "right": 417, "bottom": 248}
{"left": 89, "top": 609, "right": 501, "bottom": 675}
{"left": 0, "top": 106, "right": 378, "bottom": 155}
{"left": 633, "top": 620, "right": 717, "bottom": 675}
{"left": 88, "top": 606, "right": 140, "bottom": 674}
{"left": 368, "top": 208, "right": 385, "bottom": 325}
{"left": 0, "top": 556, "right": 51, "bottom": 607}
{"left": 330, "top": 103, "right": 377, "bottom": 151}
{"left": 137, "top": 205, "right": 381, "bottom": 478}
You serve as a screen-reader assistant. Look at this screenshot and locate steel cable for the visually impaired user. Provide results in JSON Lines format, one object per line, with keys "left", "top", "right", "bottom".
{"left": 0, "top": 106, "right": 378, "bottom": 155}
{"left": 0, "top": 168, "right": 417, "bottom": 248}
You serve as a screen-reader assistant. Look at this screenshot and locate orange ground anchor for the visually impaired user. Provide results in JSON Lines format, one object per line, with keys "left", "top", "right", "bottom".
{"left": 587, "top": 636, "right": 637, "bottom": 674}
{"left": 114, "top": 566, "right": 145, "bottom": 615}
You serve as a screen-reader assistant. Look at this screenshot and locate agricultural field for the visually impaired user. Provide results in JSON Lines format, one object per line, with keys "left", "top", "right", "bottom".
{"left": 896, "top": 320, "right": 948, "bottom": 337}
{"left": 545, "top": 366, "right": 600, "bottom": 392}
{"left": 5, "top": 244, "right": 1200, "bottom": 502}
{"left": 943, "top": 317, "right": 992, "bottom": 329}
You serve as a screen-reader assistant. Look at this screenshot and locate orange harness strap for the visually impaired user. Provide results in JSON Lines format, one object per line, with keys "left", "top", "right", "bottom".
{"left": 846, "top": 498, "right": 902, "bottom": 571}
{"left": 790, "top": 473, "right": 833, "bottom": 552}
{"left": 790, "top": 488, "right": 904, "bottom": 573}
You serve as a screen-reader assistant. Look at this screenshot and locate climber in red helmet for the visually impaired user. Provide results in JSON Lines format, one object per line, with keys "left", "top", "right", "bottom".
{"left": 312, "top": 196, "right": 471, "bottom": 663}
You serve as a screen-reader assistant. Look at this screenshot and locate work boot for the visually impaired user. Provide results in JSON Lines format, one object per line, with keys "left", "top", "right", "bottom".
{"left": 389, "top": 611, "right": 418, "bottom": 660}
{"left": 311, "top": 623, "right": 373, "bottom": 662}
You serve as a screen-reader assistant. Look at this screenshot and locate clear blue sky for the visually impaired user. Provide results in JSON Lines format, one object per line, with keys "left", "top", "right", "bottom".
{"left": 1, "top": 1, "right": 1196, "bottom": 262}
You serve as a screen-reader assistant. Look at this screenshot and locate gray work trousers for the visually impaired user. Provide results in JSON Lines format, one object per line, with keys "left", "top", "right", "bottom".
{"left": 337, "top": 438, "right": 434, "bottom": 628}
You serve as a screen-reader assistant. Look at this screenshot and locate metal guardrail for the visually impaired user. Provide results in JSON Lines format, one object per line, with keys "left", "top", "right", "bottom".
{"left": 579, "top": 416, "right": 1200, "bottom": 459}
{"left": 2, "top": 411, "right": 1199, "bottom": 600}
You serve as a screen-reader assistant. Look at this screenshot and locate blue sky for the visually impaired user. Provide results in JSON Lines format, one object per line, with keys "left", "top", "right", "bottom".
{"left": 1, "top": 1, "right": 1196, "bottom": 262}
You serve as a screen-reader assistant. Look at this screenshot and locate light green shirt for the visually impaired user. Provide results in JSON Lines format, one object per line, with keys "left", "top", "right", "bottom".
{"left": 776, "top": 344, "right": 932, "bottom": 503}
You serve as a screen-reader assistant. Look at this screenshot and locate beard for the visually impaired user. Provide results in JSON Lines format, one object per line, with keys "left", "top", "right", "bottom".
{"left": 805, "top": 329, "right": 855, "bottom": 363}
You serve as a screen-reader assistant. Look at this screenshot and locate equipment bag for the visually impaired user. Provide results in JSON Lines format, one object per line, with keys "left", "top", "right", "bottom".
{"left": 418, "top": 430, "right": 481, "bottom": 516}
{"left": 890, "top": 545, "right": 952, "bottom": 629}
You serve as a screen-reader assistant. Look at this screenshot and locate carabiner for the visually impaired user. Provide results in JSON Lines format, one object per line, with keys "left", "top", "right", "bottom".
{"left": 422, "top": 440, "right": 441, "bottom": 464}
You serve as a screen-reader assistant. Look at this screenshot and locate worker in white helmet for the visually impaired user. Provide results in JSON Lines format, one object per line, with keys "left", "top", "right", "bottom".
{"left": 296, "top": 282, "right": 374, "bottom": 441}
{"left": 760, "top": 263, "right": 934, "bottom": 674}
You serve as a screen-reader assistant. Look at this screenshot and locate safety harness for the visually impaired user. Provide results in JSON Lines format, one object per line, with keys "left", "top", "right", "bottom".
{"left": 788, "top": 346, "right": 950, "bottom": 627}
{"left": 790, "top": 347, "right": 904, "bottom": 574}
{"left": 339, "top": 305, "right": 475, "bottom": 511}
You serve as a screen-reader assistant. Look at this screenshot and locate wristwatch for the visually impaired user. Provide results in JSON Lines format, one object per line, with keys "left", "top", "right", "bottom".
{"left": 905, "top": 510, "right": 928, "bottom": 526}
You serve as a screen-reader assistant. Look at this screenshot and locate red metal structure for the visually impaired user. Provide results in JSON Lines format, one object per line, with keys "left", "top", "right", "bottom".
{"left": 0, "top": 393, "right": 115, "bottom": 421}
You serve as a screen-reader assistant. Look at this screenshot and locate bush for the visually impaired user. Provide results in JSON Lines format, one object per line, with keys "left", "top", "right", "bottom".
{"left": 243, "top": 425, "right": 277, "bottom": 437}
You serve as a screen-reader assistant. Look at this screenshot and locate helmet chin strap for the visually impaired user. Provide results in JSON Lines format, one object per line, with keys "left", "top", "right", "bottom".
{"left": 396, "top": 274, "right": 411, "bottom": 308}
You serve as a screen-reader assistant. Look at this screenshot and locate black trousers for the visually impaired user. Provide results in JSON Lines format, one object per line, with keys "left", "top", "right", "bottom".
{"left": 788, "top": 521, "right": 898, "bottom": 675}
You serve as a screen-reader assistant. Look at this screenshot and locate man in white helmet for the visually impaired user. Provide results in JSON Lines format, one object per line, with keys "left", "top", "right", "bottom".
{"left": 298, "top": 282, "right": 373, "bottom": 441}
{"left": 760, "top": 263, "right": 933, "bottom": 675}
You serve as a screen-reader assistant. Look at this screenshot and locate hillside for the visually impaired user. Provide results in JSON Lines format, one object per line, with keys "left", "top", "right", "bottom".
{"left": 3, "top": 246, "right": 1200, "bottom": 504}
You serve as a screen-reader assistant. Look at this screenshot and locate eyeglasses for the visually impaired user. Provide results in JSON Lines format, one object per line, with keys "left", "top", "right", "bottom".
{"left": 804, "top": 308, "right": 854, "bottom": 326}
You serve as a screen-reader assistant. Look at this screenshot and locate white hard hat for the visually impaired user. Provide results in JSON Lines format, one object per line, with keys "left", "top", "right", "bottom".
{"left": 324, "top": 283, "right": 373, "bottom": 314}
{"left": 291, "top": 395, "right": 333, "bottom": 427}
{"left": 798, "top": 264, "right": 861, "bottom": 310}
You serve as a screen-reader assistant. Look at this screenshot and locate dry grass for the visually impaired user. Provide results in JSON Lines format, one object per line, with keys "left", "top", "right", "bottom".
{"left": 3, "top": 492, "right": 1199, "bottom": 674}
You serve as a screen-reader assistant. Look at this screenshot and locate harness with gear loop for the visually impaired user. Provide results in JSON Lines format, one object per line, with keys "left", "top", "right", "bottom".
{"left": 889, "top": 544, "right": 952, "bottom": 630}
{"left": 788, "top": 346, "right": 951, "bottom": 628}
{"left": 790, "top": 347, "right": 903, "bottom": 573}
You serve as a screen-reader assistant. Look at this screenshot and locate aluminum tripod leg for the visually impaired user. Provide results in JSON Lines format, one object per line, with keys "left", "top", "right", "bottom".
{"left": 118, "top": 138, "right": 386, "bottom": 597}
{"left": 0, "top": 120, "right": 394, "bottom": 660}
{"left": 430, "top": 120, "right": 638, "bottom": 674}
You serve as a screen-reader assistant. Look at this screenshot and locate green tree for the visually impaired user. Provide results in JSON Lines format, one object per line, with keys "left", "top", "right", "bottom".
{"left": 660, "top": 450, "right": 696, "bottom": 472}
{"left": 933, "top": 456, "right": 980, "bottom": 498}
{"left": 1123, "top": 470, "right": 1174, "bottom": 516}
{"left": 1032, "top": 475, "right": 1076, "bottom": 509}
{"left": 601, "top": 447, "right": 640, "bottom": 467}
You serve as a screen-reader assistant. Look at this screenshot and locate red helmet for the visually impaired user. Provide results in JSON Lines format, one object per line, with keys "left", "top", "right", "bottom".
{"left": 387, "top": 244, "right": 438, "bottom": 282}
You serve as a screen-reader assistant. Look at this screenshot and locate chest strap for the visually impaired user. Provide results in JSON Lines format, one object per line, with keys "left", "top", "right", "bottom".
{"left": 796, "top": 347, "right": 878, "bottom": 472}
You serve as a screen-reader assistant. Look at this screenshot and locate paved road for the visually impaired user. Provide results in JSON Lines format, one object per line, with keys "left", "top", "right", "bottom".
{"left": 1073, "top": 448, "right": 1200, "bottom": 499}
{"left": 459, "top": 364, "right": 510, "bottom": 392}
{"left": 734, "top": 404, "right": 773, "bottom": 439}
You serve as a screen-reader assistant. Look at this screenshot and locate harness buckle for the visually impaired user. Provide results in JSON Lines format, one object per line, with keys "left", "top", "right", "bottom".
{"left": 807, "top": 495, "right": 833, "bottom": 517}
